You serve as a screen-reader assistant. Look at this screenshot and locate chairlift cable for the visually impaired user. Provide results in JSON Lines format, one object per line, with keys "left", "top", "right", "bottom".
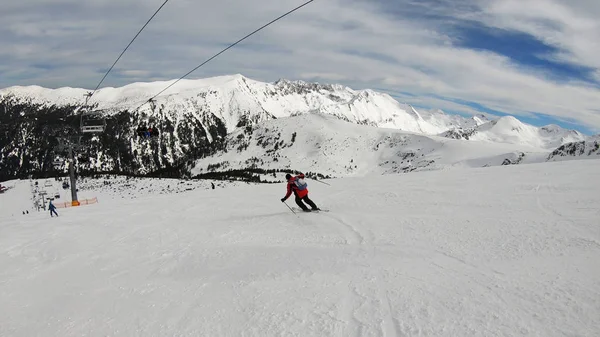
{"left": 89, "top": 0, "right": 171, "bottom": 100}
{"left": 135, "top": 0, "right": 316, "bottom": 111}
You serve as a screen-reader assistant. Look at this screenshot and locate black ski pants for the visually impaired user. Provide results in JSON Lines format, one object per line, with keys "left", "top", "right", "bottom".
{"left": 295, "top": 193, "right": 318, "bottom": 210}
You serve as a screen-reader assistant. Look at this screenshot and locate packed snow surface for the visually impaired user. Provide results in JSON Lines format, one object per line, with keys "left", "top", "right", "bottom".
{"left": 1, "top": 160, "right": 599, "bottom": 336}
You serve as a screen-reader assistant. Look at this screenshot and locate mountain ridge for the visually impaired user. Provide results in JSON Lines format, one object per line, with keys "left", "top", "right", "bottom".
{"left": 190, "top": 113, "right": 553, "bottom": 178}
{"left": 0, "top": 74, "right": 594, "bottom": 181}
{"left": 2, "top": 74, "right": 582, "bottom": 145}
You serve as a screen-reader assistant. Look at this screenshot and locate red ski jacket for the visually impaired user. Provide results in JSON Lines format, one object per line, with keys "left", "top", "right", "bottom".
{"left": 284, "top": 175, "right": 308, "bottom": 199}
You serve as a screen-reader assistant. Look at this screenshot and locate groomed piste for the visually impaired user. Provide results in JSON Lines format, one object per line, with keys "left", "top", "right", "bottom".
{"left": 1, "top": 159, "right": 599, "bottom": 336}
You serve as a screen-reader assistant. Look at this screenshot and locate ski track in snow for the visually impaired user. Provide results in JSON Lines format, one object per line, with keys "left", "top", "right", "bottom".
{"left": 1, "top": 160, "right": 600, "bottom": 336}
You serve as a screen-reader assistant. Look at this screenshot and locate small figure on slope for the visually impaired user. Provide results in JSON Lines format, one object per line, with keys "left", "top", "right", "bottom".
{"left": 49, "top": 200, "right": 59, "bottom": 217}
{"left": 281, "top": 173, "right": 320, "bottom": 212}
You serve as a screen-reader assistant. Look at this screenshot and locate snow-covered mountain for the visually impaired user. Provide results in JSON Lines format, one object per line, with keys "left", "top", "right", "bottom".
{"left": 191, "top": 113, "right": 553, "bottom": 178}
{"left": 440, "top": 116, "right": 587, "bottom": 150}
{"left": 1, "top": 74, "right": 487, "bottom": 135}
{"left": 547, "top": 140, "right": 600, "bottom": 161}
{"left": 1, "top": 74, "right": 586, "bottom": 145}
{"left": 0, "top": 74, "right": 593, "bottom": 180}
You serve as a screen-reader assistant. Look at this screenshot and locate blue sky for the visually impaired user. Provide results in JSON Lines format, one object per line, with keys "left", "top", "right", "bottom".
{"left": 360, "top": 0, "right": 600, "bottom": 133}
{"left": 0, "top": 0, "right": 599, "bottom": 134}
{"left": 453, "top": 22, "right": 598, "bottom": 86}
{"left": 415, "top": 96, "right": 596, "bottom": 134}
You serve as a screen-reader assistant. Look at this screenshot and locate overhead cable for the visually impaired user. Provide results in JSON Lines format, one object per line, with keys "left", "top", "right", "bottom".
{"left": 136, "top": 0, "right": 316, "bottom": 111}
{"left": 89, "top": 0, "right": 171, "bottom": 99}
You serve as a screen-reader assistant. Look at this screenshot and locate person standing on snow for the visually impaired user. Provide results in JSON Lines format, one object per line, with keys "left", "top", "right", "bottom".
{"left": 49, "top": 200, "right": 59, "bottom": 217}
{"left": 281, "top": 173, "right": 320, "bottom": 212}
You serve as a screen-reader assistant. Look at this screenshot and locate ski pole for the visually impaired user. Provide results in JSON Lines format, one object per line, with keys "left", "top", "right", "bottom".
{"left": 310, "top": 178, "right": 331, "bottom": 186}
{"left": 282, "top": 200, "right": 297, "bottom": 215}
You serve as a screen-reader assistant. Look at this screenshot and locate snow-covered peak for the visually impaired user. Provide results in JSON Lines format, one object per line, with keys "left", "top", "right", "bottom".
{"left": 540, "top": 124, "right": 563, "bottom": 133}
{"left": 446, "top": 116, "right": 587, "bottom": 150}
{"left": 0, "top": 74, "right": 586, "bottom": 151}
{"left": 273, "top": 78, "right": 348, "bottom": 93}
{"left": 490, "top": 115, "right": 522, "bottom": 128}
{"left": 191, "top": 112, "right": 551, "bottom": 178}
{"left": 540, "top": 124, "right": 584, "bottom": 138}
{"left": 0, "top": 85, "right": 90, "bottom": 107}
{"left": 477, "top": 116, "right": 530, "bottom": 134}
{"left": 472, "top": 114, "right": 489, "bottom": 126}
{"left": 0, "top": 74, "right": 490, "bottom": 135}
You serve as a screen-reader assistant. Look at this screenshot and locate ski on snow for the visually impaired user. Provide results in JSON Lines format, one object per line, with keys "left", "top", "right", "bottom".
{"left": 293, "top": 208, "right": 329, "bottom": 213}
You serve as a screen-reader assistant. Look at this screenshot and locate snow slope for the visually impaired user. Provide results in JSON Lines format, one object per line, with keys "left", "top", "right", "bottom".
{"left": 0, "top": 176, "right": 248, "bottom": 216}
{"left": 1, "top": 160, "right": 599, "bottom": 336}
{"left": 192, "top": 113, "right": 550, "bottom": 177}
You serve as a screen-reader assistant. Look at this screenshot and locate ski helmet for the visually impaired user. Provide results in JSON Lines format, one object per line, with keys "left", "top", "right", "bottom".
{"left": 285, "top": 174, "right": 292, "bottom": 180}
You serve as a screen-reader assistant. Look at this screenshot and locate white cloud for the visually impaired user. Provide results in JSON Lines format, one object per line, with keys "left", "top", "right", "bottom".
{"left": 480, "top": 0, "right": 600, "bottom": 70}
{"left": 0, "top": 0, "right": 599, "bottom": 131}
{"left": 118, "top": 70, "right": 152, "bottom": 77}
{"left": 393, "top": 94, "right": 500, "bottom": 118}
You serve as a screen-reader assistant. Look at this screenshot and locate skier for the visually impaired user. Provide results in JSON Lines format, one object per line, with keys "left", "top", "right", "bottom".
{"left": 136, "top": 125, "right": 147, "bottom": 138}
{"left": 281, "top": 173, "right": 320, "bottom": 212}
{"left": 149, "top": 126, "right": 159, "bottom": 138}
{"left": 49, "top": 200, "right": 59, "bottom": 217}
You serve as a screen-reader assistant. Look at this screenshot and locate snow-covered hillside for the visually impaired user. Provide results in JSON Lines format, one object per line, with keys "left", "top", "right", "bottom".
{"left": 547, "top": 140, "right": 600, "bottom": 161}
{"left": 1, "top": 74, "right": 581, "bottom": 146}
{"left": 191, "top": 113, "right": 552, "bottom": 177}
{"left": 1, "top": 160, "right": 599, "bottom": 336}
{"left": 0, "top": 75, "right": 483, "bottom": 135}
{"left": 2, "top": 74, "right": 592, "bottom": 181}
{"left": 441, "top": 116, "right": 587, "bottom": 149}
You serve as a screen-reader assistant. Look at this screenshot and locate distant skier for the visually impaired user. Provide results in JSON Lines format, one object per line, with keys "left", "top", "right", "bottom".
{"left": 281, "top": 173, "right": 320, "bottom": 212}
{"left": 49, "top": 200, "right": 59, "bottom": 217}
{"left": 211, "top": 182, "right": 215, "bottom": 190}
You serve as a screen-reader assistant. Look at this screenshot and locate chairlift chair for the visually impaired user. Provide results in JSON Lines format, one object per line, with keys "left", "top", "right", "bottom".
{"left": 80, "top": 111, "right": 106, "bottom": 133}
